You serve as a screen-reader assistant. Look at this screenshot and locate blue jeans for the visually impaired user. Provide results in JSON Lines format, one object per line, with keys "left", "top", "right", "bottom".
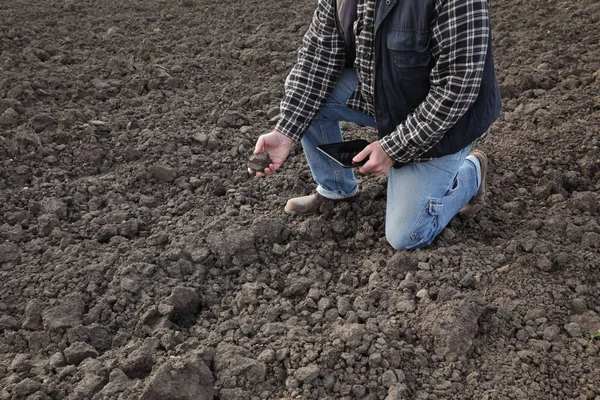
{"left": 300, "top": 69, "right": 481, "bottom": 250}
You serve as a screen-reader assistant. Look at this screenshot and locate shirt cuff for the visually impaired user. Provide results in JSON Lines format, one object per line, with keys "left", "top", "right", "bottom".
{"left": 380, "top": 131, "right": 413, "bottom": 164}
{"left": 274, "top": 116, "right": 304, "bottom": 142}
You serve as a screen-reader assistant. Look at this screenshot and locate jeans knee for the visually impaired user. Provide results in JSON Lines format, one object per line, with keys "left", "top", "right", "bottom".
{"left": 386, "top": 221, "right": 439, "bottom": 250}
{"left": 386, "top": 228, "right": 420, "bottom": 251}
{"left": 386, "top": 198, "right": 444, "bottom": 251}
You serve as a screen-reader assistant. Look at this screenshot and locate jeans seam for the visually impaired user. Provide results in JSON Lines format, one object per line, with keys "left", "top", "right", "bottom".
{"left": 409, "top": 206, "right": 428, "bottom": 242}
{"left": 319, "top": 119, "right": 343, "bottom": 196}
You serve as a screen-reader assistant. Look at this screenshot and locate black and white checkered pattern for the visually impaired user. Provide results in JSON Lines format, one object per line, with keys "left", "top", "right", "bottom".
{"left": 275, "top": 0, "right": 491, "bottom": 163}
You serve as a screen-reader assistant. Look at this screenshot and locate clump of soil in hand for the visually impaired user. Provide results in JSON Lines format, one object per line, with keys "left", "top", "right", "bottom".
{"left": 248, "top": 153, "right": 272, "bottom": 171}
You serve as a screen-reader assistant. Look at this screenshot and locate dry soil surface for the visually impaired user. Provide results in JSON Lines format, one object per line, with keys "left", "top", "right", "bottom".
{"left": 1, "top": 0, "right": 600, "bottom": 399}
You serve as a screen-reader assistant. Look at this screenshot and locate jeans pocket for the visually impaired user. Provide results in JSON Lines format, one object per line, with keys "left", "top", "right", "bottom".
{"left": 410, "top": 198, "right": 443, "bottom": 244}
{"left": 445, "top": 177, "right": 459, "bottom": 197}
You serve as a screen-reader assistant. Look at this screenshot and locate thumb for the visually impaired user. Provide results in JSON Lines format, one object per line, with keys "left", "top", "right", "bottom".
{"left": 353, "top": 145, "right": 373, "bottom": 163}
{"left": 254, "top": 135, "right": 265, "bottom": 154}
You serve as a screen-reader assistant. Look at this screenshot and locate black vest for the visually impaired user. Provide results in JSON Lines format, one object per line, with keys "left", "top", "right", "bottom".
{"left": 335, "top": 0, "right": 502, "bottom": 162}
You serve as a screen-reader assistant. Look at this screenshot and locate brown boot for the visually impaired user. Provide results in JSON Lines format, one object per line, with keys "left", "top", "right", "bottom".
{"left": 459, "top": 150, "right": 488, "bottom": 217}
{"left": 284, "top": 192, "right": 358, "bottom": 216}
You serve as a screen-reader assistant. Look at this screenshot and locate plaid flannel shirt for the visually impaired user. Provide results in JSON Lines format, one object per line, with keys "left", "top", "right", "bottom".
{"left": 275, "top": 0, "right": 491, "bottom": 163}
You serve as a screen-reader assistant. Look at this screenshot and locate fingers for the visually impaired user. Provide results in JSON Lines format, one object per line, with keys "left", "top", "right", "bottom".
{"left": 269, "top": 162, "right": 282, "bottom": 173}
{"left": 248, "top": 167, "right": 267, "bottom": 177}
{"left": 360, "top": 158, "right": 389, "bottom": 176}
{"left": 249, "top": 135, "right": 268, "bottom": 177}
{"left": 356, "top": 141, "right": 394, "bottom": 176}
{"left": 254, "top": 135, "right": 265, "bottom": 154}
{"left": 353, "top": 145, "right": 373, "bottom": 164}
{"left": 250, "top": 130, "right": 291, "bottom": 177}
{"left": 358, "top": 154, "right": 385, "bottom": 175}
{"left": 248, "top": 163, "right": 280, "bottom": 178}
{"left": 249, "top": 169, "right": 267, "bottom": 178}
{"left": 261, "top": 163, "right": 280, "bottom": 176}
{"left": 358, "top": 159, "right": 377, "bottom": 175}
{"left": 355, "top": 144, "right": 375, "bottom": 174}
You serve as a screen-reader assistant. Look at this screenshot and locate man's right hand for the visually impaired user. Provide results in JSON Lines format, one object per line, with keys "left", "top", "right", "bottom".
{"left": 248, "top": 130, "right": 293, "bottom": 177}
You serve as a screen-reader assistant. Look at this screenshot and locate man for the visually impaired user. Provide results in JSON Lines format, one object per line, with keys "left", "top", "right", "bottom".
{"left": 248, "top": 0, "right": 501, "bottom": 250}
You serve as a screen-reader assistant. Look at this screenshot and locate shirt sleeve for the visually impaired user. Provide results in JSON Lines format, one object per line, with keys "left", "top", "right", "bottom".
{"left": 275, "top": 0, "right": 346, "bottom": 141}
{"left": 380, "top": 0, "right": 491, "bottom": 163}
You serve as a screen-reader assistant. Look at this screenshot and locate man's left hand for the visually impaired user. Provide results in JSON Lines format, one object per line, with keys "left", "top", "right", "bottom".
{"left": 353, "top": 140, "right": 395, "bottom": 176}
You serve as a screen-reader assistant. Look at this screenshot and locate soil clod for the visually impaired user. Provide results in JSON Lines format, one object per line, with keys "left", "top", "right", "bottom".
{"left": 248, "top": 152, "right": 272, "bottom": 171}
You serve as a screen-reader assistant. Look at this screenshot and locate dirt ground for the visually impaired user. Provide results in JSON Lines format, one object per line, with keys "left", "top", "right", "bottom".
{"left": 1, "top": 0, "right": 599, "bottom": 399}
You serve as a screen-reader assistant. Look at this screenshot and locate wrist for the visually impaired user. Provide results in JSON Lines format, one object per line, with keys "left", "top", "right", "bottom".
{"left": 378, "top": 139, "right": 395, "bottom": 160}
{"left": 274, "top": 130, "right": 294, "bottom": 145}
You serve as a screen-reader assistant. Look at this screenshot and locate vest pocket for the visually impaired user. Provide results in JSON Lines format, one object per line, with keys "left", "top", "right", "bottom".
{"left": 387, "top": 30, "right": 432, "bottom": 80}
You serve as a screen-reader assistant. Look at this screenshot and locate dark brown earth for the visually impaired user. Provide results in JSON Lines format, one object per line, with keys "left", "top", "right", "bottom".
{"left": 248, "top": 153, "right": 273, "bottom": 174}
{"left": 1, "top": 0, "right": 599, "bottom": 399}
